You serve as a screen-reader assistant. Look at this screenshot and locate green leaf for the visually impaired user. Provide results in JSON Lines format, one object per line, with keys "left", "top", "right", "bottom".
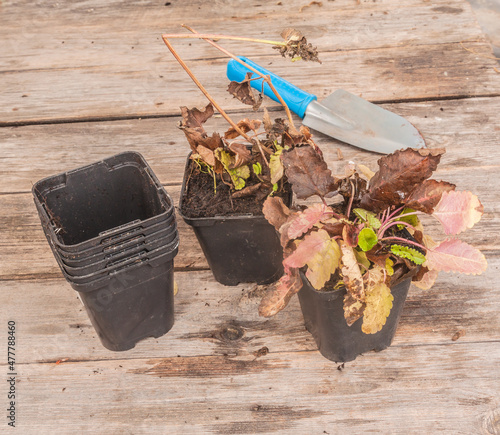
{"left": 358, "top": 227, "right": 378, "bottom": 252}
{"left": 353, "top": 208, "right": 381, "bottom": 229}
{"left": 215, "top": 149, "right": 251, "bottom": 190}
{"left": 391, "top": 245, "right": 426, "bottom": 265}
{"left": 252, "top": 162, "right": 262, "bottom": 176}
{"left": 397, "top": 207, "right": 419, "bottom": 228}
{"left": 354, "top": 249, "right": 371, "bottom": 271}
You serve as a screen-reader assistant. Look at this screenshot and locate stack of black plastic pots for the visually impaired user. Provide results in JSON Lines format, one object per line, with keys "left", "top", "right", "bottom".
{"left": 32, "top": 152, "right": 179, "bottom": 351}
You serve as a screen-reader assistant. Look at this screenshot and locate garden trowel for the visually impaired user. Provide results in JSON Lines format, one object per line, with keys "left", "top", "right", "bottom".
{"left": 226, "top": 57, "right": 425, "bottom": 154}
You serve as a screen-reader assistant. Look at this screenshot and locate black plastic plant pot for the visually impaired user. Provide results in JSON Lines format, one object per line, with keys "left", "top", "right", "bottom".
{"left": 180, "top": 213, "right": 285, "bottom": 285}
{"left": 32, "top": 151, "right": 174, "bottom": 253}
{"left": 61, "top": 228, "right": 178, "bottom": 276}
{"left": 178, "top": 155, "right": 290, "bottom": 286}
{"left": 73, "top": 250, "right": 177, "bottom": 351}
{"left": 297, "top": 272, "right": 412, "bottom": 363}
{"left": 56, "top": 237, "right": 179, "bottom": 284}
{"left": 56, "top": 216, "right": 177, "bottom": 267}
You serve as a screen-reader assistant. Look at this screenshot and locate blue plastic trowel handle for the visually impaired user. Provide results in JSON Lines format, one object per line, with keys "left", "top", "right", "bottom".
{"left": 226, "top": 56, "right": 317, "bottom": 118}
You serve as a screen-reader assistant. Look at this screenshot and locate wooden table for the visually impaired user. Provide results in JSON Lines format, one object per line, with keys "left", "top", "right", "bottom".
{"left": 1, "top": 0, "right": 500, "bottom": 433}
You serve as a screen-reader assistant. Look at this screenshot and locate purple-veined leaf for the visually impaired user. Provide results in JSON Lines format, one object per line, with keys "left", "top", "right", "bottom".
{"left": 424, "top": 239, "right": 487, "bottom": 274}
{"left": 432, "top": 190, "right": 484, "bottom": 235}
{"left": 287, "top": 203, "right": 335, "bottom": 239}
{"left": 284, "top": 229, "right": 341, "bottom": 289}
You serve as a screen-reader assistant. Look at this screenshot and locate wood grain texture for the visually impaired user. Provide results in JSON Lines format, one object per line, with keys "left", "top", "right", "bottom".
{"left": 1, "top": 255, "right": 499, "bottom": 363}
{"left": 2, "top": 0, "right": 500, "bottom": 433}
{"left": 3, "top": 343, "right": 499, "bottom": 434}
{"left": 1, "top": 0, "right": 499, "bottom": 124}
{"left": 1, "top": 97, "right": 499, "bottom": 193}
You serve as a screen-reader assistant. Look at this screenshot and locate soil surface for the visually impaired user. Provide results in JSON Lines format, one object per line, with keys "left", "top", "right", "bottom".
{"left": 180, "top": 160, "right": 292, "bottom": 218}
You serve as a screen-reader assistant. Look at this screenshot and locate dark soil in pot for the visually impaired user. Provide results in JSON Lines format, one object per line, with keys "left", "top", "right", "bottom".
{"left": 179, "top": 157, "right": 292, "bottom": 286}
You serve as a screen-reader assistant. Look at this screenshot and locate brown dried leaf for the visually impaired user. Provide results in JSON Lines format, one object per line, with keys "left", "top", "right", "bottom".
{"left": 360, "top": 148, "right": 446, "bottom": 212}
{"left": 227, "top": 72, "right": 263, "bottom": 111}
{"left": 180, "top": 103, "right": 214, "bottom": 130}
{"left": 340, "top": 241, "right": 365, "bottom": 300}
{"left": 258, "top": 268, "right": 302, "bottom": 317}
{"left": 224, "top": 118, "right": 262, "bottom": 140}
{"left": 281, "top": 146, "right": 336, "bottom": 199}
{"left": 263, "top": 108, "right": 273, "bottom": 134}
{"left": 231, "top": 182, "right": 264, "bottom": 199}
{"left": 343, "top": 292, "right": 365, "bottom": 326}
{"left": 274, "top": 28, "right": 321, "bottom": 63}
{"left": 228, "top": 142, "right": 253, "bottom": 168}
{"left": 404, "top": 179, "right": 456, "bottom": 213}
{"left": 263, "top": 196, "right": 292, "bottom": 231}
{"left": 196, "top": 145, "right": 216, "bottom": 167}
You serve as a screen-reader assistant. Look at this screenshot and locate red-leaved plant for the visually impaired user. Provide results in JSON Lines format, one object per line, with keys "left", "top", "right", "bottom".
{"left": 261, "top": 146, "right": 487, "bottom": 334}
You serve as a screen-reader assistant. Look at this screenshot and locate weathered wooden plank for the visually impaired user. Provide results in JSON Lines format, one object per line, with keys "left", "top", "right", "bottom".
{"left": 4, "top": 341, "right": 499, "bottom": 434}
{"left": 1, "top": 97, "right": 500, "bottom": 193}
{"left": 0, "top": 0, "right": 485, "bottom": 73}
{"left": 1, "top": 251, "right": 499, "bottom": 363}
{"left": 2, "top": 42, "right": 499, "bottom": 124}
{"left": 1, "top": 97, "right": 499, "bottom": 278}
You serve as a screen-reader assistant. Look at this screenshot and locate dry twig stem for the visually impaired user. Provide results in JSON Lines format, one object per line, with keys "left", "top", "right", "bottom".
{"left": 161, "top": 35, "right": 253, "bottom": 143}
{"left": 173, "top": 25, "right": 298, "bottom": 131}
{"left": 161, "top": 32, "right": 286, "bottom": 47}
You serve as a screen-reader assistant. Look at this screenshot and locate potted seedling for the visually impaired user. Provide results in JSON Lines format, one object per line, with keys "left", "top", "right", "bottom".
{"left": 260, "top": 145, "right": 488, "bottom": 362}
{"left": 161, "top": 27, "right": 320, "bottom": 285}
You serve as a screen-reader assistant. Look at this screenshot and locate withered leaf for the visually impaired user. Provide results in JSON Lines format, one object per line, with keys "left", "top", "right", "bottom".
{"left": 342, "top": 223, "right": 360, "bottom": 248}
{"left": 340, "top": 241, "right": 365, "bottom": 300}
{"left": 179, "top": 104, "right": 224, "bottom": 154}
{"left": 231, "top": 182, "right": 264, "bottom": 199}
{"left": 274, "top": 28, "right": 321, "bottom": 63}
{"left": 360, "top": 148, "right": 446, "bottom": 212}
{"left": 404, "top": 179, "right": 456, "bottom": 214}
{"left": 258, "top": 268, "right": 302, "bottom": 317}
{"left": 281, "top": 146, "right": 336, "bottom": 199}
{"left": 228, "top": 142, "right": 253, "bottom": 168}
{"left": 362, "top": 281, "right": 393, "bottom": 334}
{"left": 263, "top": 196, "right": 291, "bottom": 231}
{"left": 180, "top": 103, "right": 214, "bottom": 130}
{"left": 344, "top": 292, "right": 365, "bottom": 326}
{"left": 227, "top": 72, "right": 263, "bottom": 111}
{"left": 224, "top": 118, "right": 262, "bottom": 140}
{"left": 196, "top": 145, "right": 216, "bottom": 167}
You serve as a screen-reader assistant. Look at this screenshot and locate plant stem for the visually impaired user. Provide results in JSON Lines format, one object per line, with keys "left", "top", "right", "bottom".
{"left": 346, "top": 180, "right": 356, "bottom": 218}
{"left": 161, "top": 35, "right": 253, "bottom": 143}
{"left": 161, "top": 32, "right": 286, "bottom": 47}
{"left": 178, "top": 25, "right": 298, "bottom": 131}
{"left": 378, "top": 220, "right": 416, "bottom": 239}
